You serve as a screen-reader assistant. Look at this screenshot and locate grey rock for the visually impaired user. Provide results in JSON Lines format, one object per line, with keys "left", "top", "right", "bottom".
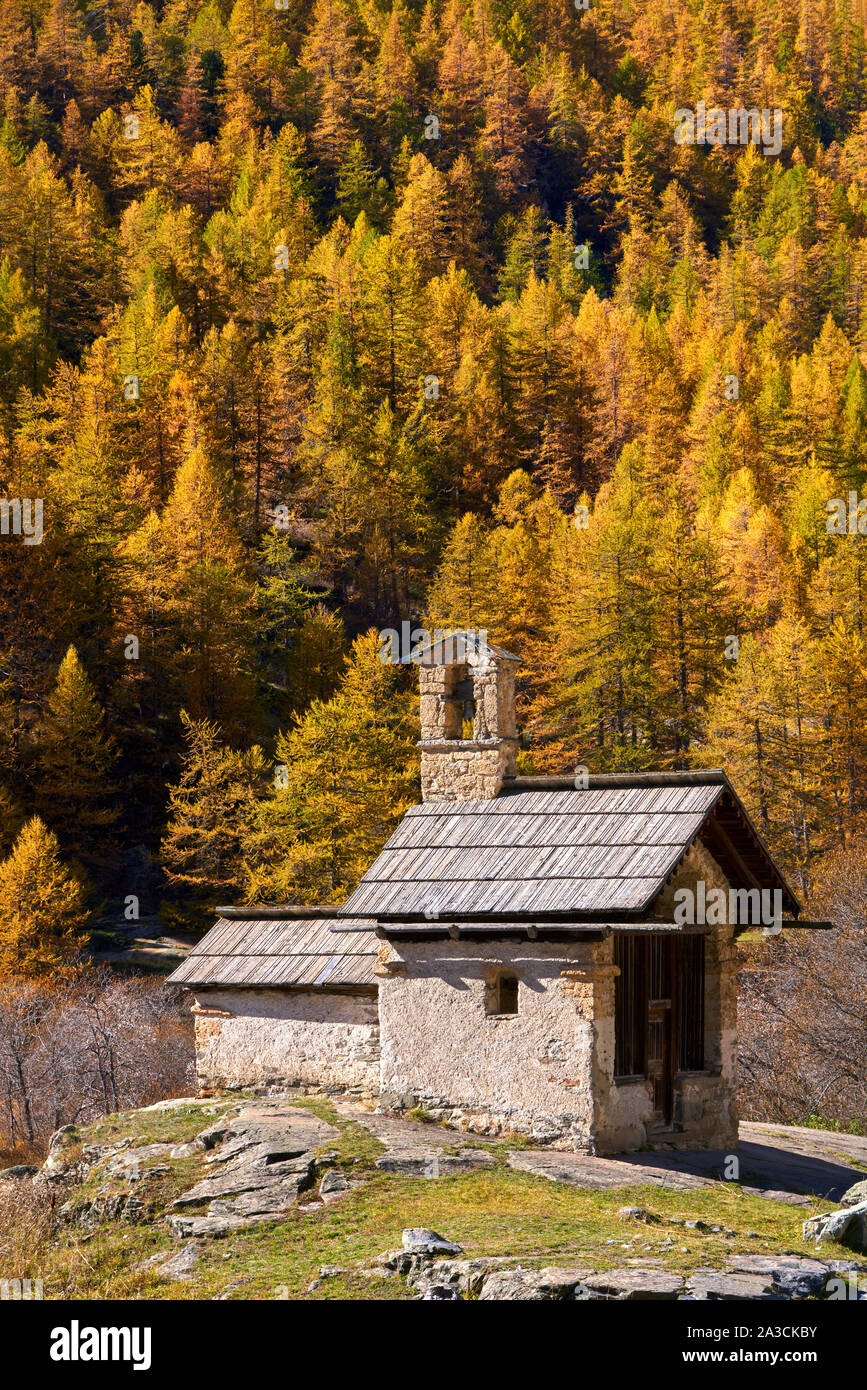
{"left": 59, "top": 1191, "right": 146, "bottom": 1227}
{"left": 408, "top": 1257, "right": 501, "bottom": 1299}
{"left": 168, "top": 1104, "right": 338, "bottom": 1234}
{"left": 840, "top": 1180, "right": 867, "bottom": 1209}
{"left": 581, "top": 1269, "right": 683, "bottom": 1300}
{"left": 121, "top": 1196, "right": 147, "bottom": 1222}
{"left": 803, "top": 1200, "right": 867, "bottom": 1252}
{"left": 726, "top": 1253, "right": 831, "bottom": 1299}
{"left": 376, "top": 1153, "right": 491, "bottom": 1177}
{"left": 402, "top": 1228, "right": 463, "bottom": 1256}
{"left": 102, "top": 1144, "right": 175, "bottom": 1180}
{"left": 0, "top": 1164, "right": 38, "bottom": 1179}
{"left": 478, "top": 1267, "right": 589, "bottom": 1301}
{"left": 319, "top": 1168, "right": 348, "bottom": 1196}
{"left": 170, "top": 1212, "right": 256, "bottom": 1238}
{"left": 195, "top": 1121, "right": 229, "bottom": 1151}
{"left": 48, "top": 1124, "right": 77, "bottom": 1153}
{"left": 207, "top": 1179, "right": 310, "bottom": 1218}
{"left": 153, "top": 1242, "right": 201, "bottom": 1280}
{"left": 618, "top": 1206, "right": 659, "bottom": 1224}
{"left": 34, "top": 1162, "right": 78, "bottom": 1187}
{"left": 171, "top": 1159, "right": 313, "bottom": 1211}
{"left": 684, "top": 1271, "right": 783, "bottom": 1300}
{"left": 377, "top": 1249, "right": 414, "bottom": 1275}
{"left": 170, "top": 1143, "right": 198, "bottom": 1159}
{"left": 376, "top": 1156, "right": 436, "bottom": 1176}
{"left": 213, "top": 1279, "right": 249, "bottom": 1300}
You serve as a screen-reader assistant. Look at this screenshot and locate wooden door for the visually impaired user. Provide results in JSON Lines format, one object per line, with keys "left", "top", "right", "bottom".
{"left": 646, "top": 1000, "right": 673, "bottom": 1123}
{"left": 614, "top": 933, "right": 706, "bottom": 1123}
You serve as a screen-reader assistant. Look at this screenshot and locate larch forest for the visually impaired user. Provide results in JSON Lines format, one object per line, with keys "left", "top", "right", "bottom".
{"left": 0, "top": 0, "right": 866, "bottom": 1155}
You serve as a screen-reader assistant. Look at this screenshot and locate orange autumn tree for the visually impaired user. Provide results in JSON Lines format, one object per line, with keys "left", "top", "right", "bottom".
{"left": 0, "top": 817, "right": 89, "bottom": 979}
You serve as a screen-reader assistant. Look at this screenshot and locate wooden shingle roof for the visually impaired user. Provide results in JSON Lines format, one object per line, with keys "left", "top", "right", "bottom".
{"left": 167, "top": 911, "right": 377, "bottom": 989}
{"left": 338, "top": 772, "right": 800, "bottom": 923}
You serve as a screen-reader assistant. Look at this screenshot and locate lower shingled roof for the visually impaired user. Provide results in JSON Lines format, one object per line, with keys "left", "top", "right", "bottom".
{"left": 167, "top": 913, "right": 377, "bottom": 989}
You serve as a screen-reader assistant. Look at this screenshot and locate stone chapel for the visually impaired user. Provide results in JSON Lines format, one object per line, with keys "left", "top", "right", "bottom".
{"left": 170, "top": 631, "right": 825, "bottom": 1153}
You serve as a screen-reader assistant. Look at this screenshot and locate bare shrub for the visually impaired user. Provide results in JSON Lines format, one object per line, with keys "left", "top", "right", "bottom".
{"left": 0, "top": 1178, "right": 54, "bottom": 1277}
{"left": 738, "top": 840, "right": 867, "bottom": 1131}
{"left": 0, "top": 967, "right": 194, "bottom": 1155}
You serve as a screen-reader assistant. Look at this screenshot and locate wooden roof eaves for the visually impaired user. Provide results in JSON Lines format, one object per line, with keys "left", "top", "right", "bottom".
{"left": 180, "top": 979, "right": 378, "bottom": 992}
{"left": 370, "top": 920, "right": 710, "bottom": 941}
{"left": 212, "top": 905, "right": 346, "bottom": 920}
{"left": 601, "top": 778, "right": 802, "bottom": 920}
{"left": 632, "top": 786, "right": 726, "bottom": 915}
{"left": 708, "top": 787, "right": 802, "bottom": 916}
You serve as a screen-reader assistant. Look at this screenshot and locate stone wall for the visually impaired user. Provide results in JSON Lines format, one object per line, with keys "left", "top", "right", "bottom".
{"left": 376, "top": 841, "right": 740, "bottom": 1154}
{"left": 418, "top": 739, "right": 514, "bottom": 803}
{"left": 376, "top": 937, "right": 605, "bottom": 1146}
{"left": 190, "top": 987, "right": 380, "bottom": 1096}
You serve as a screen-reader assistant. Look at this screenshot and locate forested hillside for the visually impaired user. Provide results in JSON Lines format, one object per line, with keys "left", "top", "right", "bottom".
{"left": 1, "top": 0, "right": 867, "bottom": 949}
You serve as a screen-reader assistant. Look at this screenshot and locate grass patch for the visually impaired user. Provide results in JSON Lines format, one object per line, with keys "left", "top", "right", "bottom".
{"left": 6, "top": 1094, "right": 845, "bottom": 1302}
{"left": 27, "top": 1164, "right": 823, "bottom": 1301}
{"left": 82, "top": 1097, "right": 248, "bottom": 1149}
{"left": 827, "top": 1152, "right": 867, "bottom": 1172}
{"left": 801, "top": 1115, "right": 865, "bottom": 1137}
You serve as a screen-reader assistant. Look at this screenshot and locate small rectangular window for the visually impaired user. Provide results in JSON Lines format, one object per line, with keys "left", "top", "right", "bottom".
{"left": 487, "top": 972, "right": 519, "bottom": 1015}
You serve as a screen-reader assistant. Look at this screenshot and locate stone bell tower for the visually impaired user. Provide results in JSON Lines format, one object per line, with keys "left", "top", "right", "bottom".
{"left": 416, "top": 630, "right": 521, "bottom": 802}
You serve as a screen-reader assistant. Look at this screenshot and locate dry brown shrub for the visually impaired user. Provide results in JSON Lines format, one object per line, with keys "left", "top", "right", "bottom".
{"left": 738, "top": 837, "right": 867, "bottom": 1131}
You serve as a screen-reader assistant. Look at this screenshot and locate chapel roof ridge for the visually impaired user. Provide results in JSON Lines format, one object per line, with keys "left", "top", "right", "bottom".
{"left": 498, "top": 769, "right": 729, "bottom": 793}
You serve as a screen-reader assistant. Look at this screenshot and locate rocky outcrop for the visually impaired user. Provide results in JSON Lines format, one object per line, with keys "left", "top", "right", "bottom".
{"left": 803, "top": 1200, "right": 867, "bottom": 1252}
{"left": 840, "top": 1180, "right": 867, "bottom": 1208}
{"left": 60, "top": 1191, "right": 149, "bottom": 1227}
{"left": 13, "top": 1093, "right": 867, "bottom": 1301}
{"left": 375, "top": 1231, "right": 867, "bottom": 1301}
{"left": 140, "top": 1243, "right": 201, "bottom": 1281}
{"left": 375, "top": 1151, "right": 495, "bottom": 1177}
{"left": 168, "top": 1102, "right": 339, "bottom": 1238}
{"left": 407, "top": 1253, "right": 867, "bottom": 1301}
